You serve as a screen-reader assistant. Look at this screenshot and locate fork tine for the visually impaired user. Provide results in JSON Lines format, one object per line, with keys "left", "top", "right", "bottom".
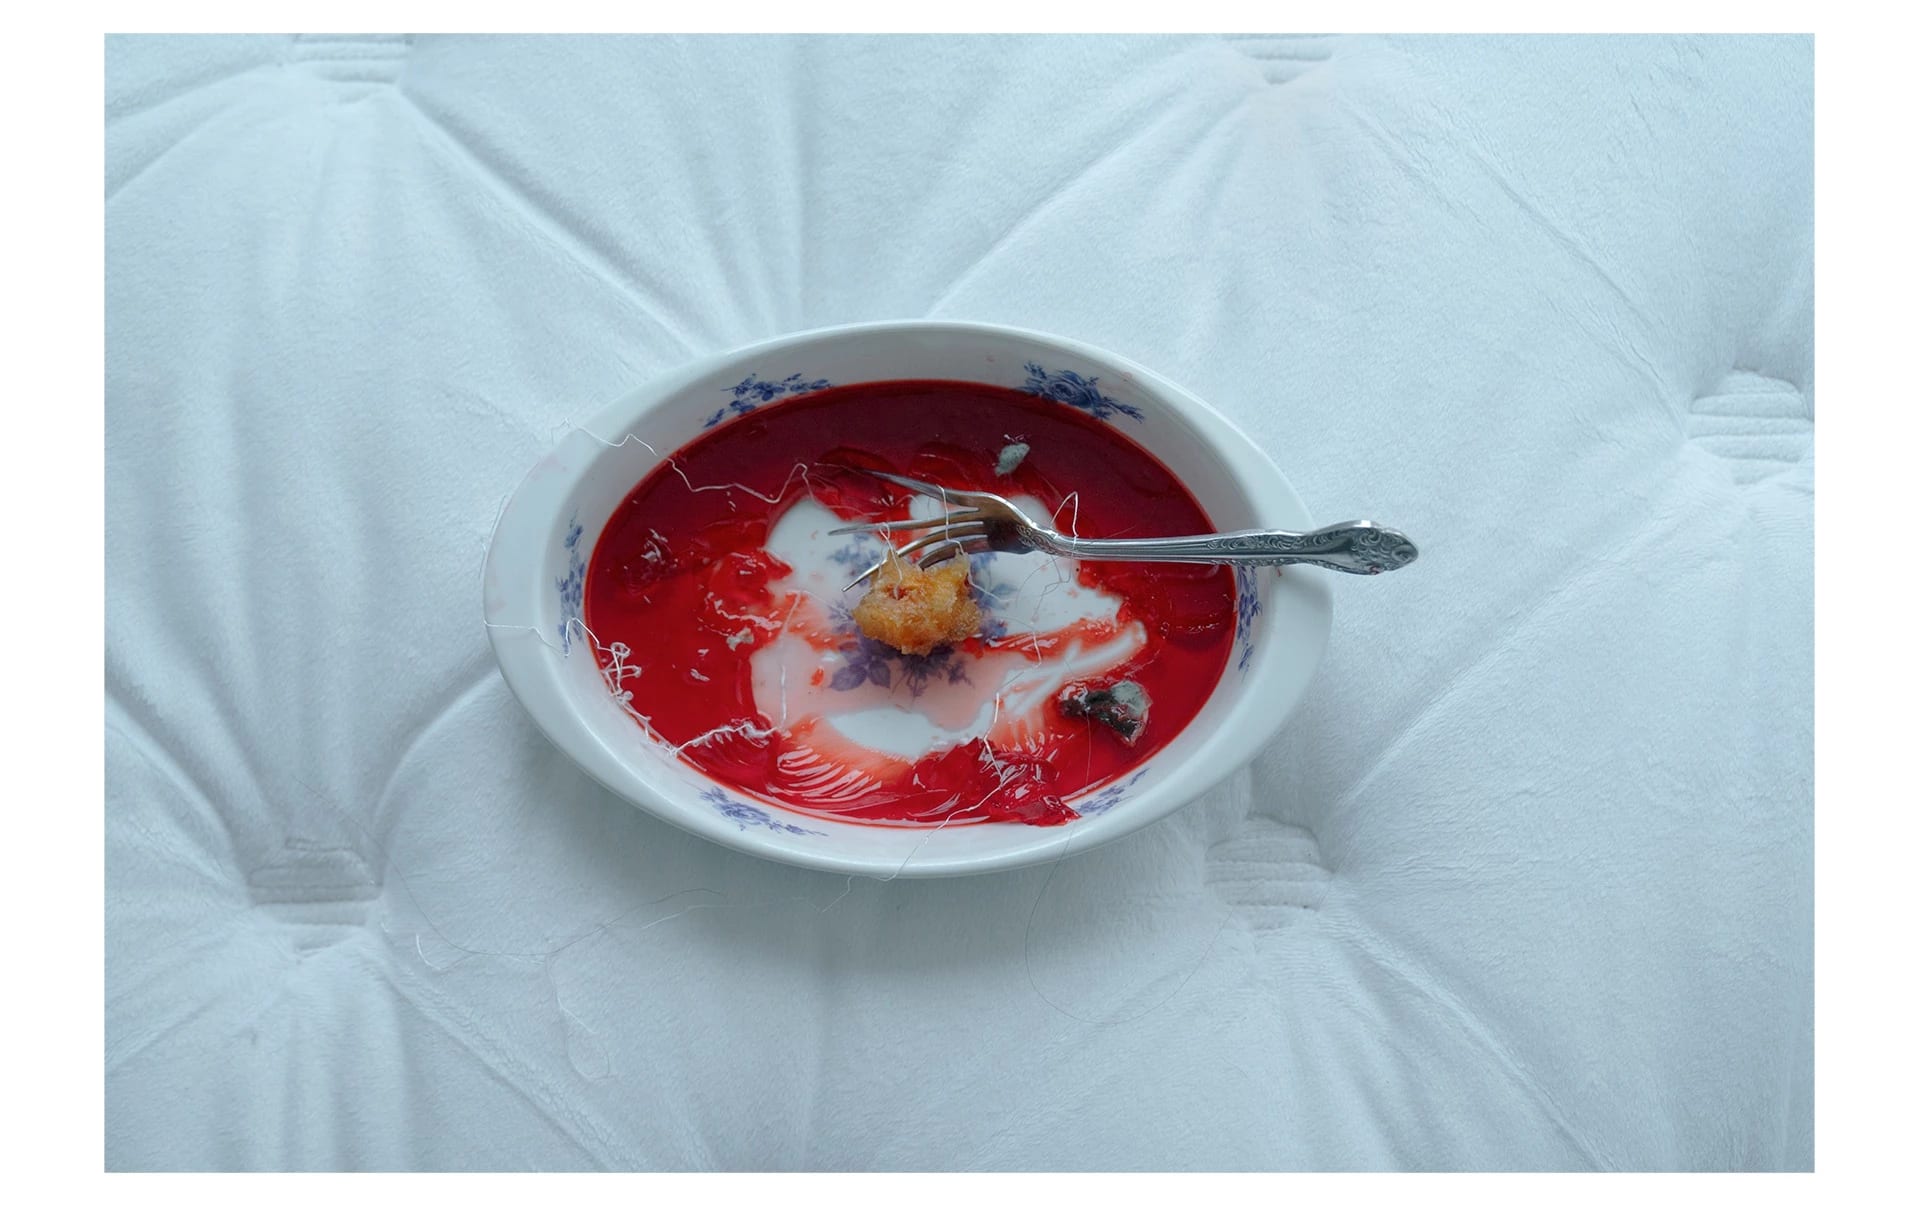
{"left": 827, "top": 508, "right": 981, "bottom": 537}
{"left": 841, "top": 523, "right": 990, "bottom": 590}
{"left": 858, "top": 468, "right": 997, "bottom": 508}
{"left": 893, "top": 523, "right": 986, "bottom": 555}
{"left": 856, "top": 468, "right": 951, "bottom": 499}
{"left": 843, "top": 559, "right": 888, "bottom": 590}
{"left": 915, "top": 536, "right": 991, "bottom": 570}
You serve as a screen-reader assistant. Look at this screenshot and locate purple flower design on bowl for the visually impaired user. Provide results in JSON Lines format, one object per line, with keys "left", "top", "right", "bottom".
{"left": 555, "top": 515, "right": 586, "bottom": 652}
{"left": 825, "top": 530, "right": 886, "bottom": 570}
{"left": 1021, "top": 362, "right": 1144, "bottom": 423}
{"left": 702, "top": 372, "right": 832, "bottom": 428}
{"left": 1075, "top": 768, "right": 1151, "bottom": 817}
{"left": 699, "top": 786, "right": 826, "bottom": 837}
{"left": 818, "top": 548, "right": 1035, "bottom": 692}
{"left": 829, "top": 635, "right": 969, "bottom": 697}
{"left": 1234, "top": 564, "right": 1261, "bottom": 672}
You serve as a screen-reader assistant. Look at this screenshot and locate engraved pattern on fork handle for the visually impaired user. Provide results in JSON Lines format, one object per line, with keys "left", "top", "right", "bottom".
{"left": 1042, "top": 521, "right": 1420, "bottom": 576}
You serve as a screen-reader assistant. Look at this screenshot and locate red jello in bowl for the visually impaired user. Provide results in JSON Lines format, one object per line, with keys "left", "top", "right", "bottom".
{"left": 484, "top": 322, "right": 1331, "bottom": 877}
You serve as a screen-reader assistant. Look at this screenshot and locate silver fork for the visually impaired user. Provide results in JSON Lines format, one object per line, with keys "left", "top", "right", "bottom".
{"left": 831, "top": 470, "right": 1418, "bottom": 588}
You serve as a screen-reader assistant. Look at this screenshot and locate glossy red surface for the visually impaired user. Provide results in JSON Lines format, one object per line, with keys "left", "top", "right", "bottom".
{"left": 584, "top": 380, "right": 1234, "bottom": 826}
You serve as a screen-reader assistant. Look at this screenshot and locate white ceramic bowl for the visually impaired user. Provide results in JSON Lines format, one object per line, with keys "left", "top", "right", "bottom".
{"left": 483, "top": 321, "right": 1332, "bottom": 877}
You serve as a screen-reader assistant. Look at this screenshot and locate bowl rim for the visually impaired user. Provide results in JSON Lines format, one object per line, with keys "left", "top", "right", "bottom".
{"left": 482, "top": 318, "right": 1332, "bottom": 877}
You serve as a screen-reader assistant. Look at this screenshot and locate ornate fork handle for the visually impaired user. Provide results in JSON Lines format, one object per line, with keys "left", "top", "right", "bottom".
{"left": 1040, "top": 521, "right": 1419, "bottom": 576}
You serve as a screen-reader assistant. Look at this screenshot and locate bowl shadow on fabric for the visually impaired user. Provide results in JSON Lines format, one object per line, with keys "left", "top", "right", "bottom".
{"left": 524, "top": 744, "right": 1246, "bottom": 1027}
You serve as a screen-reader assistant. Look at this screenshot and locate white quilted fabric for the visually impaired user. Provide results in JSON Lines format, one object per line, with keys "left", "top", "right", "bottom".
{"left": 106, "top": 33, "right": 1813, "bottom": 1170}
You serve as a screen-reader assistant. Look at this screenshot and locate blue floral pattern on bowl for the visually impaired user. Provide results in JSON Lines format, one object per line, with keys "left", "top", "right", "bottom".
{"left": 1021, "top": 362, "right": 1144, "bottom": 423}
{"left": 812, "top": 544, "right": 1028, "bottom": 697}
{"left": 556, "top": 515, "right": 586, "bottom": 652}
{"left": 1234, "top": 564, "right": 1261, "bottom": 672}
{"left": 970, "top": 553, "right": 1018, "bottom": 639}
{"left": 829, "top": 634, "right": 973, "bottom": 697}
{"left": 703, "top": 372, "right": 832, "bottom": 428}
{"left": 824, "top": 529, "right": 885, "bottom": 570}
{"left": 1075, "top": 768, "right": 1151, "bottom": 817}
{"left": 699, "top": 786, "right": 826, "bottom": 836}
